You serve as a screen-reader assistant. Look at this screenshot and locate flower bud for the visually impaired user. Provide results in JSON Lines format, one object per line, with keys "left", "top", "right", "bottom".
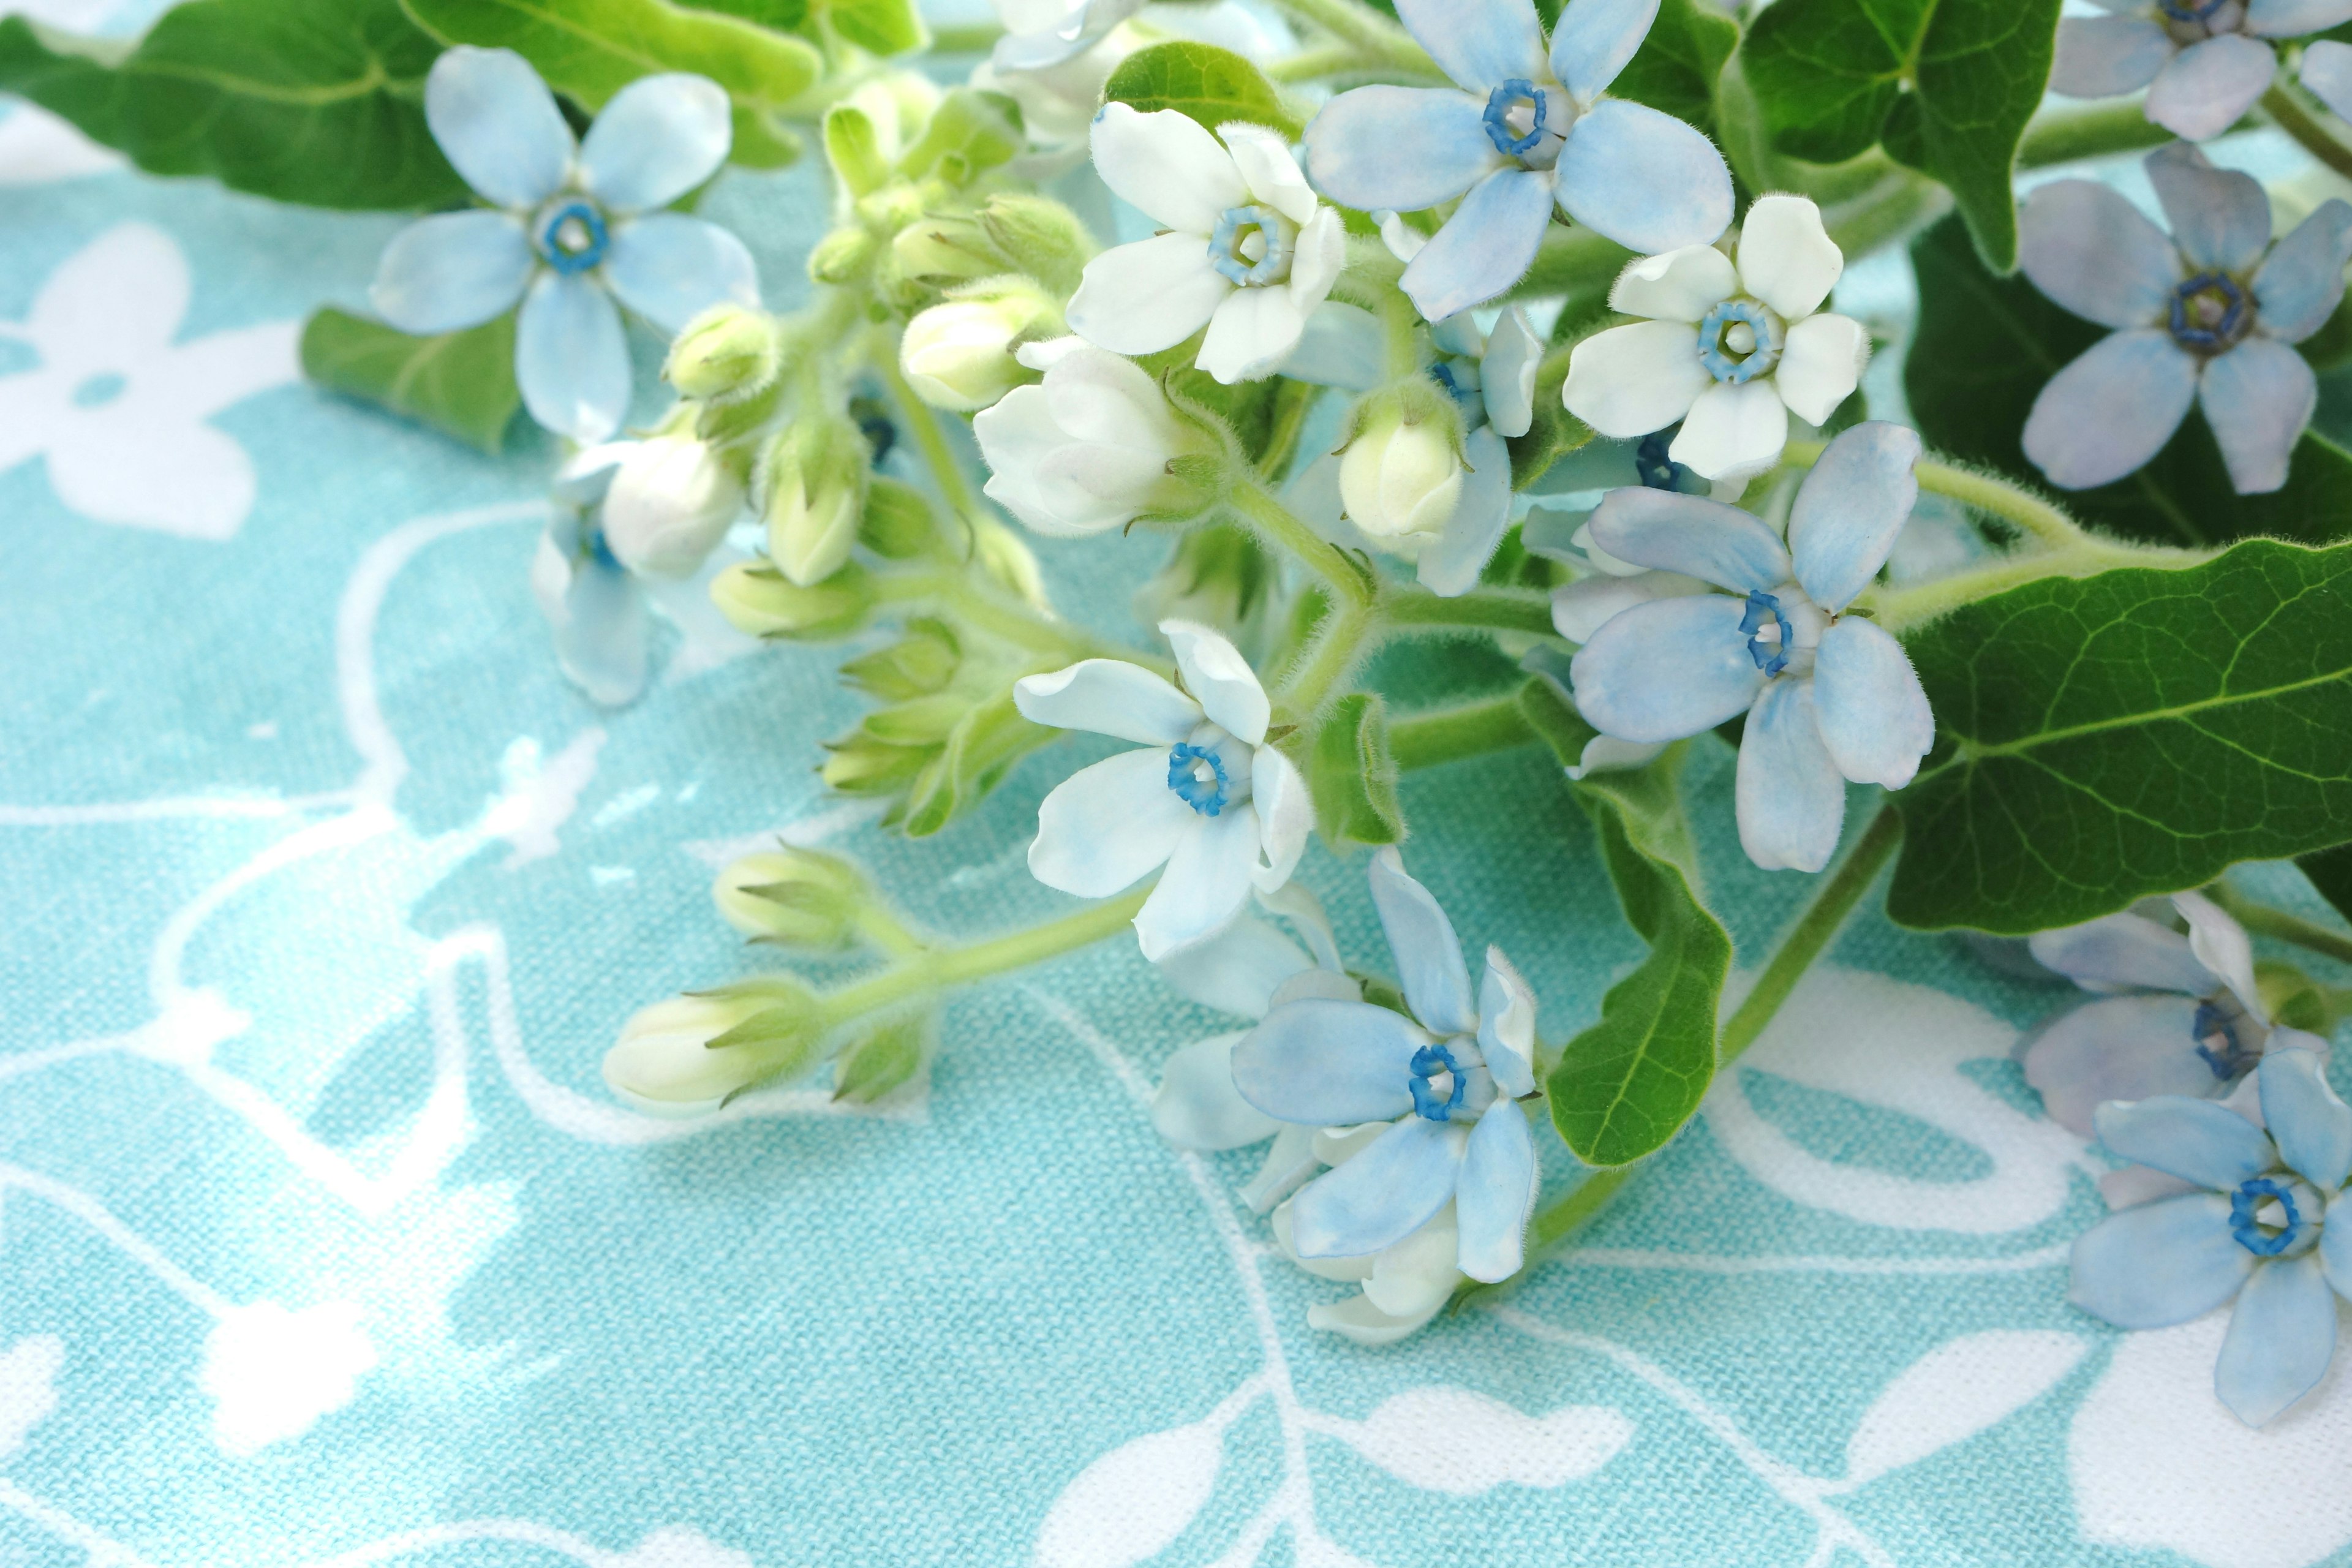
{"left": 859, "top": 478, "right": 946, "bottom": 560}
{"left": 714, "top": 848, "right": 869, "bottom": 947}
{"left": 833, "top": 1012, "right": 933, "bottom": 1104}
{"left": 900, "top": 284, "right": 1060, "bottom": 412}
{"left": 891, "top": 214, "right": 1006, "bottom": 287}
{"left": 600, "top": 435, "right": 746, "bottom": 577}
{"left": 821, "top": 733, "right": 931, "bottom": 796}
{"left": 974, "top": 193, "right": 1096, "bottom": 295}
{"left": 840, "top": 617, "right": 960, "bottom": 699}
{"left": 601, "top": 990, "right": 820, "bottom": 1114}
{"left": 1340, "top": 401, "right": 1463, "bottom": 547}
{"left": 807, "top": 226, "right": 875, "bottom": 287}
{"left": 762, "top": 420, "right": 869, "bottom": 586}
{"left": 665, "top": 303, "right": 782, "bottom": 403}
{"left": 712, "top": 560, "right": 878, "bottom": 641}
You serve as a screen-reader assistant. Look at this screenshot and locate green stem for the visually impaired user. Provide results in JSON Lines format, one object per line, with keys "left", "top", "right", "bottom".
{"left": 876, "top": 337, "right": 986, "bottom": 526}
{"left": 1378, "top": 288, "right": 1421, "bottom": 379}
{"left": 1718, "top": 802, "right": 1904, "bottom": 1066}
{"left": 1526, "top": 1163, "right": 1637, "bottom": 1256}
{"left": 1268, "top": 0, "right": 1434, "bottom": 75}
{"left": 1281, "top": 596, "right": 1376, "bottom": 714}
{"left": 1384, "top": 587, "right": 1558, "bottom": 638}
{"left": 883, "top": 571, "right": 1139, "bottom": 667}
{"left": 2264, "top": 81, "right": 2352, "bottom": 183}
{"left": 1267, "top": 43, "right": 1362, "bottom": 81}
{"left": 1388, "top": 694, "right": 1534, "bottom": 771}
{"left": 1231, "top": 480, "right": 1377, "bottom": 611}
{"left": 2206, "top": 884, "right": 2352, "bottom": 967}
{"left": 820, "top": 886, "right": 1152, "bottom": 1023}
{"left": 1857, "top": 540, "right": 2193, "bottom": 631}
{"left": 1257, "top": 380, "right": 1321, "bottom": 483}
{"left": 1779, "top": 439, "right": 2082, "bottom": 549}
{"left": 2016, "top": 100, "right": 2174, "bottom": 168}
{"left": 926, "top": 21, "right": 1002, "bottom": 51}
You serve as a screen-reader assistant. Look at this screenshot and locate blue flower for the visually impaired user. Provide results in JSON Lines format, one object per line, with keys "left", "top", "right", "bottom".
{"left": 1567, "top": 421, "right": 1931, "bottom": 872}
{"left": 2019, "top": 143, "right": 2352, "bottom": 496}
{"left": 370, "top": 47, "right": 760, "bottom": 442}
{"left": 2051, "top": 0, "right": 2352, "bottom": 141}
{"left": 2071, "top": 1050, "right": 2352, "bottom": 1427}
{"left": 1302, "top": 0, "right": 1732, "bottom": 321}
{"left": 1231, "top": 848, "right": 1542, "bottom": 1284}
{"left": 531, "top": 443, "right": 652, "bottom": 706}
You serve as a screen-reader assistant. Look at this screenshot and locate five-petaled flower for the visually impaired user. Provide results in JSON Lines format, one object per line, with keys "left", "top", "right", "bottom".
{"left": 2018, "top": 143, "right": 2352, "bottom": 495}
{"left": 2071, "top": 1049, "right": 2352, "bottom": 1427}
{"left": 2024, "top": 891, "right": 2331, "bottom": 1137}
{"left": 1564, "top": 194, "right": 1868, "bottom": 484}
{"left": 1569, "top": 421, "right": 1932, "bottom": 873}
{"left": 1302, "top": 0, "right": 1733, "bottom": 322}
{"left": 1066, "top": 105, "right": 1346, "bottom": 383}
{"left": 1231, "top": 850, "right": 1543, "bottom": 1286}
{"left": 2052, "top": 0, "right": 2352, "bottom": 141}
{"left": 371, "top": 47, "right": 760, "bottom": 442}
{"left": 1013, "top": 621, "right": 1311, "bottom": 959}
{"left": 972, "top": 337, "right": 1210, "bottom": 535}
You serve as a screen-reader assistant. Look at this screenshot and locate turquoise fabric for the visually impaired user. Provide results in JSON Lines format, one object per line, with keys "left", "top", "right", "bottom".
{"left": 5, "top": 52, "right": 2352, "bottom": 1568}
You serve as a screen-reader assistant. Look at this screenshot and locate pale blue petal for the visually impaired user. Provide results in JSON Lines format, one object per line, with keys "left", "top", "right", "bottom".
{"left": 990, "top": 0, "right": 1149, "bottom": 69}
{"left": 1811, "top": 618, "right": 1932, "bottom": 789}
{"left": 1155, "top": 917, "right": 1312, "bottom": 1019}
{"left": 2146, "top": 33, "right": 2277, "bottom": 142}
{"left": 1285, "top": 303, "right": 1387, "bottom": 391}
{"left": 2146, "top": 142, "right": 2272, "bottom": 274}
{"left": 1418, "top": 425, "right": 1515, "bottom": 596}
{"left": 516, "top": 271, "right": 632, "bottom": 442}
{"left": 1395, "top": 0, "right": 1547, "bottom": 91}
{"left": 603, "top": 213, "right": 759, "bottom": 333}
{"left": 2018, "top": 180, "right": 2179, "bottom": 331}
{"left": 2070, "top": 1193, "right": 2253, "bottom": 1329}
{"left": 2303, "top": 38, "right": 2352, "bottom": 121}
{"left": 2200, "top": 338, "right": 2316, "bottom": 496}
{"left": 1477, "top": 949, "right": 1538, "bottom": 1097}
{"left": 1368, "top": 847, "right": 1478, "bottom": 1036}
{"left": 2095, "top": 1096, "right": 2275, "bottom": 1191}
{"left": 1289, "top": 1117, "right": 1469, "bottom": 1259}
{"left": 1231, "top": 997, "right": 1427, "bottom": 1123}
{"left": 1570, "top": 594, "right": 1763, "bottom": 742}
{"left": 2051, "top": 15, "right": 2175, "bottom": 97}
{"left": 2022, "top": 329, "right": 2199, "bottom": 491}
{"left": 1550, "top": 0, "right": 1659, "bottom": 104}
{"left": 2022, "top": 995, "right": 2229, "bottom": 1138}
{"left": 2260, "top": 1049, "right": 2352, "bottom": 1191}
{"left": 541, "top": 537, "right": 648, "bottom": 706}
{"left": 1586, "top": 486, "right": 1792, "bottom": 592}
{"left": 1135, "top": 808, "right": 1258, "bottom": 961}
{"left": 1733, "top": 678, "right": 1845, "bottom": 873}
{"left": 2247, "top": 0, "right": 2352, "bottom": 36}
{"left": 579, "top": 72, "right": 733, "bottom": 214}
{"left": 1303, "top": 87, "right": 1499, "bottom": 213}
{"left": 2324, "top": 1204, "right": 2352, "bottom": 1300}
{"left": 1788, "top": 421, "right": 1921, "bottom": 611}
{"left": 425, "top": 45, "right": 572, "bottom": 209}
{"left": 1455, "top": 1106, "right": 1539, "bottom": 1282}
{"left": 2217, "top": 1255, "right": 2337, "bottom": 1426}
{"left": 1401, "top": 168, "right": 1555, "bottom": 322}
{"left": 1554, "top": 99, "right": 1733, "bottom": 254}
{"left": 1152, "top": 1034, "right": 1284, "bottom": 1150}
{"left": 2029, "top": 913, "right": 2214, "bottom": 995}
{"left": 2253, "top": 198, "right": 2352, "bottom": 342}
{"left": 369, "top": 212, "right": 533, "bottom": 335}
{"left": 1481, "top": 306, "right": 1540, "bottom": 437}
{"left": 1028, "top": 747, "right": 1195, "bottom": 897}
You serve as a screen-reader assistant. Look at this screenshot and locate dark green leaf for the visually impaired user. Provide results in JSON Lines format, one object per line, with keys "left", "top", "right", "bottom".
{"left": 1908, "top": 214, "right": 2352, "bottom": 549}
{"left": 2301, "top": 843, "right": 2352, "bottom": 925}
{"left": 300, "top": 307, "right": 520, "bottom": 452}
{"left": 1547, "top": 747, "right": 1731, "bottom": 1167}
{"left": 1306, "top": 693, "right": 1403, "bottom": 849}
{"left": 0, "top": 0, "right": 462, "bottom": 210}
{"left": 1890, "top": 538, "right": 2352, "bottom": 933}
{"left": 1610, "top": 0, "right": 1740, "bottom": 140}
{"left": 1101, "top": 41, "right": 1297, "bottom": 138}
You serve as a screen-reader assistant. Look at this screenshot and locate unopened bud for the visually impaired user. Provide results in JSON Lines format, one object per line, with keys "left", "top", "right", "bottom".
{"left": 975, "top": 193, "right": 1096, "bottom": 296}
{"left": 762, "top": 420, "right": 870, "bottom": 586}
{"left": 840, "top": 617, "right": 960, "bottom": 699}
{"left": 1340, "top": 399, "right": 1463, "bottom": 546}
{"left": 601, "top": 989, "right": 821, "bottom": 1114}
{"left": 859, "top": 478, "right": 946, "bottom": 560}
{"left": 808, "top": 226, "right": 876, "bottom": 287}
{"left": 712, "top": 559, "right": 878, "bottom": 641}
{"left": 601, "top": 434, "right": 745, "bottom": 577}
{"left": 665, "top": 303, "right": 782, "bottom": 402}
{"left": 833, "top": 1012, "right": 933, "bottom": 1104}
{"left": 891, "top": 213, "right": 1006, "bottom": 286}
{"left": 714, "top": 848, "right": 869, "bottom": 947}
{"left": 900, "top": 285, "right": 1058, "bottom": 412}
{"left": 821, "top": 733, "right": 930, "bottom": 796}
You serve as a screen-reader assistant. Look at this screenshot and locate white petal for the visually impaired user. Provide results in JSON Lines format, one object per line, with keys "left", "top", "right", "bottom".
{"left": 1287, "top": 207, "right": 1348, "bottom": 313}
{"left": 1014, "top": 658, "right": 1202, "bottom": 743}
{"left": 1305, "top": 1292, "right": 1444, "bottom": 1344}
{"left": 2022, "top": 330, "right": 2198, "bottom": 491}
{"left": 1480, "top": 306, "right": 1541, "bottom": 437}
{"left": 1218, "top": 119, "right": 1316, "bottom": 226}
{"left": 425, "top": 45, "right": 571, "bottom": 209}
{"left": 2051, "top": 16, "right": 2174, "bottom": 98}
{"left": 1250, "top": 747, "right": 1311, "bottom": 892}
{"left": 1569, "top": 593, "right": 1765, "bottom": 743}
{"left": 1670, "top": 380, "right": 1790, "bottom": 483}
{"left": 1774, "top": 313, "right": 1869, "bottom": 427}
{"left": 1029, "top": 747, "right": 1195, "bottom": 896}
{"left": 1066, "top": 233, "right": 1229, "bottom": 356}
{"left": 369, "top": 212, "right": 533, "bottom": 335}
{"left": 1736, "top": 194, "right": 1843, "bottom": 321}
{"left": 1608, "top": 243, "right": 1738, "bottom": 323}
{"left": 514, "top": 271, "right": 630, "bottom": 443}
{"left": 1155, "top": 918, "right": 1313, "bottom": 1019}
{"left": 1811, "top": 618, "right": 1933, "bottom": 789}
{"left": 601, "top": 214, "right": 758, "bottom": 334}
{"left": 1089, "top": 102, "right": 1248, "bottom": 235}
{"left": 1368, "top": 847, "right": 1477, "bottom": 1036}
{"left": 1455, "top": 1106, "right": 1539, "bottom": 1283}
{"left": 2199, "top": 339, "right": 2316, "bottom": 496}
{"left": 579, "top": 73, "right": 731, "bottom": 213}
{"left": 1244, "top": 1125, "right": 1324, "bottom": 1213}
{"left": 2146, "top": 33, "right": 2277, "bottom": 141}
{"left": 1562, "top": 319, "right": 1709, "bottom": 438}
{"left": 1289, "top": 1118, "right": 1469, "bottom": 1259}
{"left": 1164, "top": 619, "right": 1270, "bottom": 744}
{"left": 1735, "top": 678, "right": 1845, "bottom": 873}
{"left": 1197, "top": 286, "right": 1306, "bottom": 383}
{"left": 1136, "top": 808, "right": 1261, "bottom": 959}
{"left": 2174, "top": 889, "right": 2266, "bottom": 1022}
{"left": 1477, "top": 948, "right": 1538, "bottom": 1097}
{"left": 1364, "top": 1205, "right": 1465, "bottom": 1316}
{"left": 2032, "top": 914, "right": 2214, "bottom": 996}
{"left": 1152, "top": 1033, "right": 1285, "bottom": 1150}
{"left": 2018, "top": 180, "right": 2181, "bottom": 331}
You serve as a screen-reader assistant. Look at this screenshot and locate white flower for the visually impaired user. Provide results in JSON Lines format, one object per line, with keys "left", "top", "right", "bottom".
{"left": 1066, "top": 105, "right": 1345, "bottom": 384}
{"left": 973, "top": 338, "right": 1207, "bottom": 536}
{"left": 1564, "top": 195, "right": 1869, "bottom": 484}
{"left": 1013, "top": 620, "right": 1311, "bottom": 959}
{"left": 601, "top": 434, "right": 745, "bottom": 578}
{"left": 199, "top": 1301, "right": 377, "bottom": 1455}
{"left": 532, "top": 442, "right": 653, "bottom": 707}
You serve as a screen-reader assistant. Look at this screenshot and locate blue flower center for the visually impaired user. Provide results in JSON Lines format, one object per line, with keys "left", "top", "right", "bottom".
{"left": 1698, "top": 299, "right": 1785, "bottom": 383}
{"left": 1428, "top": 357, "right": 1483, "bottom": 416}
{"left": 1409, "top": 1042, "right": 1469, "bottom": 1121}
{"left": 2169, "top": 272, "right": 2252, "bottom": 353}
{"left": 2158, "top": 0, "right": 2229, "bottom": 23}
{"left": 2230, "top": 1177, "right": 2313, "bottom": 1258}
{"left": 2192, "top": 997, "right": 2260, "bottom": 1080}
{"left": 537, "top": 199, "right": 610, "bottom": 274}
{"left": 1637, "top": 429, "right": 1708, "bottom": 494}
{"left": 1483, "top": 79, "right": 1552, "bottom": 159}
{"left": 1208, "top": 204, "right": 1294, "bottom": 288}
{"left": 1167, "top": 742, "right": 1232, "bottom": 816}
{"left": 1740, "top": 590, "right": 1794, "bottom": 677}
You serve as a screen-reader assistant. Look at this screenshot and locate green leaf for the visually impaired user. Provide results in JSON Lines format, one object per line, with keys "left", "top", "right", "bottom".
{"left": 1609, "top": 0, "right": 1740, "bottom": 140}
{"left": 402, "top": 0, "right": 821, "bottom": 167}
{"left": 1907, "top": 214, "right": 2352, "bottom": 549}
{"left": 2302, "top": 843, "right": 2352, "bottom": 926}
{"left": 1889, "top": 538, "right": 2352, "bottom": 934}
{"left": 1741, "top": 0, "right": 2059, "bottom": 268}
{"left": 1306, "top": 693, "right": 1403, "bottom": 849}
{"left": 1547, "top": 747, "right": 1732, "bottom": 1167}
{"left": 813, "top": 0, "right": 925, "bottom": 56}
{"left": 1101, "top": 41, "right": 1298, "bottom": 138}
{"left": 0, "top": 0, "right": 463, "bottom": 210}
{"left": 300, "top": 307, "right": 520, "bottom": 453}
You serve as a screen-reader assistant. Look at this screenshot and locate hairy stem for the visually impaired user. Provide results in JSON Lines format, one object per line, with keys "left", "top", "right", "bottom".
{"left": 876, "top": 336, "right": 986, "bottom": 526}
{"left": 2264, "top": 80, "right": 2352, "bottom": 183}
{"left": 1384, "top": 587, "right": 1558, "bottom": 638}
{"left": 819, "top": 886, "right": 1152, "bottom": 1024}
{"left": 1267, "top": 43, "right": 1363, "bottom": 81}
{"left": 2207, "top": 883, "right": 2352, "bottom": 967}
{"left": 1388, "top": 694, "right": 1534, "bottom": 771}
{"left": 1231, "top": 480, "right": 1377, "bottom": 611}
{"left": 1281, "top": 596, "right": 1377, "bottom": 714}
{"left": 1269, "top": 0, "right": 1434, "bottom": 75}
{"left": 1857, "top": 540, "right": 2194, "bottom": 631}
{"left": 2016, "top": 99, "right": 2174, "bottom": 167}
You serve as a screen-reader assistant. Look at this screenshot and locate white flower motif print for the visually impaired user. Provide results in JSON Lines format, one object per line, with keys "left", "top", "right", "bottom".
{"left": 198, "top": 1300, "right": 377, "bottom": 1455}
{"left": 0, "top": 222, "right": 296, "bottom": 540}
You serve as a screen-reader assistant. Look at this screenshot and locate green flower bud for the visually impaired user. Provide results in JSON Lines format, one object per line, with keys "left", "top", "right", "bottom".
{"left": 808, "top": 226, "right": 876, "bottom": 287}
{"left": 821, "top": 732, "right": 932, "bottom": 796}
{"left": 712, "top": 560, "right": 878, "bottom": 641}
{"left": 762, "top": 419, "right": 870, "bottom": 586}
{"left": 1134, "top": 521, "right": 1277, "bottom": 651}
{"left": 840, "top": 617, "right": 960, "bottom": 699}
{"left": 714, "top": 848, "right": 869, "bottom": 948}
{"left": 665, "top": 303, "right": 782, "bottom": 403}
{"left": 600, "top": 988, "right": 822, "bottom": 1114}
{"left": 974, "top": 194, "right": 1096, "bottom": 296}
{"left": 890, "top": 213, "right": 1008, "bottom": 288}
{"left": 824, "top": 104, "right": 892, "bottom": 197}
{"left": 858, "top": 477, "right": 946, "bottom": 560}
{"left": 899, "top": 282, "right": 1060, "bottom": 412}
{"left": 833, "top": 1012, "right": 933, "bottom": 1104}
{"left": 972, "top": 516, "right": 1050, "bottom": 610}
{"left": 1340, "top": 389, "right": 1465, "bottom": 549}
{"left": 895, "top": 87, "right": 1021, "bottom": 186}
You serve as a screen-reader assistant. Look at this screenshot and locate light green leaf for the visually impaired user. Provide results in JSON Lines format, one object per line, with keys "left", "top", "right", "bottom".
{"left": 300, "top": 307, "right": 521, "bottom": 453}
{"left": 1101, "top": 40, "right": 1298, "bottom": 138}
{"left": 0, "top": 0, "right": 464, "bottom": 210}
{"left": 1890, "top": 539, "right": 2352, "bottom": 933}
{"left": 1306, "top": 693, "right": 1404, "bottom": 849}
